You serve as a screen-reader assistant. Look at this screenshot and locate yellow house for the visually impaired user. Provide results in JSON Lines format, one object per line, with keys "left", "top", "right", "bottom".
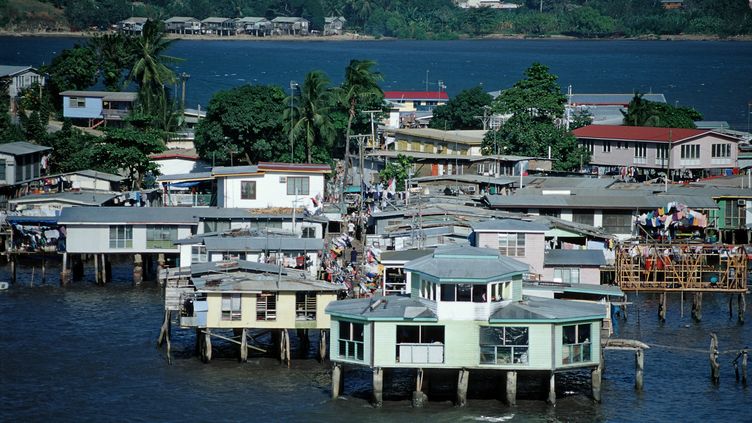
{"left": 180, "top": 267, "right": 344, "bottom": 363}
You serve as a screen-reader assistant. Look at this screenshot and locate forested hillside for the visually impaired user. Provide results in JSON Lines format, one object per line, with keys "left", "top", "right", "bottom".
{"left": 1, "top": 0, "right": 750, "bottom": 38}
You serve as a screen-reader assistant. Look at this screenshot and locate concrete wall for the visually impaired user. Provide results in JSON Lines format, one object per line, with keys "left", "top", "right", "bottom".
{"left": 219, "top": 172, "right": 325, "bottom": 208}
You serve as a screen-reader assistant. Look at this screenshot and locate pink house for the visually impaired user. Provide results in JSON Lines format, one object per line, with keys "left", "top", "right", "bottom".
{"left": 542, "top": 250, "right": 606, "bottom": 285}
{"left": 470, "top": 219, "right": 549, "bottom": 276}
{"left": 574, "top": 125, "right": 740, "bottom": 178}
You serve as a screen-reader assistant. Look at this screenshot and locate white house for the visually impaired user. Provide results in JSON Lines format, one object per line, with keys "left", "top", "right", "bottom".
{"left": 215, "top": 162, "right": 330, "bottom": 209}
{"left": 0, "top": 65, "right": 45, "bottom": 114}
{"left": 150, "top": 149, "right": 209, "bottom": 176}
{"left": 0, "top": 141, "right": 52, "bottom": 186}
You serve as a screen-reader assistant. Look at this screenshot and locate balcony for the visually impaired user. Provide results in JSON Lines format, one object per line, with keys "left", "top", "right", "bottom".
{"left": 164, "top": 193, "right": 212, "bottom": 207}
{"left": 102, "top": 109, "right": 131, "bottom": 120}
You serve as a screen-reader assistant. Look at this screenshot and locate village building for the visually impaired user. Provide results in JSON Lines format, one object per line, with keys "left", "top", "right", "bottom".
{"left": 201, "top": 17, "right": 236, "bottom": 36}
{"left": 0, "top": 65, "right": 45, "bottom": 114}
{"left": 323, "top": 17, "right": 347, "bottom": 35}
{"left": 150, "top": 149, "right": 209, "bottom": 177}
{"left": 573, "top": 125, "right": 740, "bottom": 178}
{"left": 271, "top": 17, "right": 310, "bottom": 35}
{"left": 542, "top": 249, "right": 606, "bottom": 284}
{"left": 661, "top": 0, "right": 684, "bottom": 9}
{"left": 60, "top": 90, "right": 137, "bottom": 128}
{"left": 325, "top": 246, "right": 605, "bottom": 406}
{"left": 470, "top": 218, "right": 549, "bottom": 277}
{"left": 118, "top": 17, "right": 149, "bottom": 35}
{"left": 384, "top": 91, "right": 449, "bottom": 114}
{"left": 164, "top": 17, "right": 201, "bottom": 34}
{"left": 235, "top": 17, "right": 273, "bottom": 36}
{"left": 0, "top": 141, "right": 51, "bottom": 188}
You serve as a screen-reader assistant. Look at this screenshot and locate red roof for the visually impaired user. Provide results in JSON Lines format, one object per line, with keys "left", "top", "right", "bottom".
{"left": 384, "top": 91, "right": 449, "bottom": 101}
{"left": 573, "top": 125, "right": 709, "bottom": 143}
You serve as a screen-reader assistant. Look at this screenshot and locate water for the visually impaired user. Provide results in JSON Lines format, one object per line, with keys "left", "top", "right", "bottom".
{"left": 2, "top": 38, "right": 752, "bottom": 129}
{"left": 0, "top": 260, "right": 749, "bottom": 422}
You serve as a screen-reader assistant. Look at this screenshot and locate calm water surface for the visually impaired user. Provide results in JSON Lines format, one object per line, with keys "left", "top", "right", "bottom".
{"left": 1, "top": 37, "right": 751, "bottom": 129}
{"left": 0, "top": 260, "right": 749, "bottom": 422}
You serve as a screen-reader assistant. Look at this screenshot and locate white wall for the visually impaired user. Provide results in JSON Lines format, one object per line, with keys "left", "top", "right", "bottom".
{"left": 219, "top": 171, "right": 325, "bottom": 208}
{"left": 65, "top": 224, "right": 193, "bottom": 253}
{"left": 156, "top": 158, "right": 210, "bottom": 176}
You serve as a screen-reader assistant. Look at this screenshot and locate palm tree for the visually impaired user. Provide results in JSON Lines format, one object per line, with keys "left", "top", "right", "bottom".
{"left": 285, "top": 70, "right": 336, "bottom": 164}
{"left": 127, "top": 21, "right": 182, "bottom": 123}
{"left": 340, "top": 59, "right": 383, "bottom": 192}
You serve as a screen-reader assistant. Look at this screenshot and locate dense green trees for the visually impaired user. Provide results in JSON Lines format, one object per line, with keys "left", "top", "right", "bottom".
{"left": 483, "top": 63, "right": 589, "bottom": 171}
{"left": 429, "top": 86, "right": 492, "bottom": 131}
{"left": 622, "top": 93, "right": 703, "bottom": 128}
{"left": 379, "top": 154, "right": 413, "bottom": 192}
{"left": 194, "top": 84, "right": 289, "bottom": 165}
{"left": 43, "top": 45, "right": 99, "bottom": 106}
{"left": 285, "top": 71, "right": 336, "bottom": 164}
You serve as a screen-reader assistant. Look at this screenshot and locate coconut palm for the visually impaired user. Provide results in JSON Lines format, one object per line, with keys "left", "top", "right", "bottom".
{"left": 285, "top": 70, "right": 336, "bottom": 164}
{"left": 340, "top": 59, "right": 383, "bottom": 190}
{"left": 127, "top": 21, "right": 182, "bottom": 123}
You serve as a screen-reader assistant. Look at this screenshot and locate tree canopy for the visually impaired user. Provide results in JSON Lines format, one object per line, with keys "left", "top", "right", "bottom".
{"left": 622, "top": 93, "right": 702, "bottom": 128}
{"left": 483, "top": 63, "right": 589, "bottom": 172}
{"left": 285, "top": 70, "right": 336, "bottom": 164}
{"left": 429, "top": 86, "right": 492, "bottom": 130}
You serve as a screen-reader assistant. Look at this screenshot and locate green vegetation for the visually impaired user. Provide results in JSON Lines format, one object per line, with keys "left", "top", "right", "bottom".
{"left": 2, "top": 0, "right": 750, "bottom": 38}
{"left": 622, "top": 93, "right": 703, "bottom": 128}
{"left": 482, "top": 63, "right": 589, "bottom": 171}
{"left": 285, "top": 70, "right": 336, "bottom": 164}
{"left": 379, "top": 153, "right": 413, "bottom": 192}
{"left": 429, "top": 86, "right": 492, "bottom": 130}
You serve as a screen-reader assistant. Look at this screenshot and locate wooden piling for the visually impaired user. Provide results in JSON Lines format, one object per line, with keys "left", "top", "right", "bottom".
{"left": 41, "top": 252, "right": 46, "bottom": 283}
{"left": 547, "top": 372, "right": 556, "bottom": 405}
{"left": 692, "top": 292, "right": 703, "bottom": 322}
{"left": 742, "top": 350, "right": 748, "bottom": 385}
{"left": 202, "top": 329, "right": 212, "bottom": 363}
{"left": 635, "top": 348, "right": 644, "bottom": 391}
{"left": 372, "top": 367, "right": 384, "bottom": 407}
{"left": 10, "top": 255, "right": 17, "bottom": 284}
{"left": 240, "top": 328, "right": 248, "bottom": 362}
{"left": 658, "top": 293, "right": 667, "bottom": 322}
{"left": 709, "top": 332, "right": 720, "bottom": 384}
{"left": 739, "top": 294, "right": 746, "bottom": 324}
{"left": 332, "top": 363, "right": 343, "bottom": 399}
{"left": 505, "top": 370, "right": 517, "bottom": 406}
{"left": 94, "top": 254, "right": 100, "bottom": 284}
{"left": 456, "top": 368, "right": 469, "bottom": 407}
{"left": 729, "top": 295, "right": 734, "bottom": 319}
{"left": 592, "top": 363, "right": 603, "bottom": 402}
{"left": 60, "top": 252, "right": 71, "bottom": 286}
{"left": 72, "top": 255, "right": 84, "bottom": 281}
{"left": 133, "top": 254, "right": 143, "bottom": 285}
{"left": 412, "top": 368, "right": 428, "bottom": 408}
{"left": 318, "top": 329, "right": 327, "bottom": 362}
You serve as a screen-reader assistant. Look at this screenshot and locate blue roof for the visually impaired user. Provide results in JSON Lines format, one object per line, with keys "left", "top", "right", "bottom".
{"left": 405, "top": 245, "right": 528, "bottom": 282}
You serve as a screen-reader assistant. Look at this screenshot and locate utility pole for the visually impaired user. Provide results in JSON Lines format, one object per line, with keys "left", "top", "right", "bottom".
{"left": 180, "top": 72, "right": 190, "bottom": 109}
{"left": 363, "top": 110, "right": 381, "bottom": 148}
{"left": 475, "top": 105, "right": 492, "bottom": 131}
{"left": 289, "top": 81, "right": 298, "bottom": 162}
{"left": 665, "top": 129, "right": 672, "bottom": 192}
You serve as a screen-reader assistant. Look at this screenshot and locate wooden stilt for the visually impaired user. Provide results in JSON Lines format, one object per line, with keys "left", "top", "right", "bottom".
{"left": 195, "top": 328, "right": 202, "bottom": 355}
{"left": 412, "top": 368, "right": 428, "bottom": 408}
{"left": 635, "top": 348, "right": 644, "bottom": 391}
{"left": 41, "top": 252, "right": 46, "bottom": 283}
{"left": 240, "top": 328, "right": 248, "bottom": 362}
{"left": 592, "top": 363, "right": 603, "bottom": 402}
{"left": 739, "top": 294, "right": 746, "bottom": 324}
{"left": 729, "top": 295, "right": 734, "bottom": 319}
{"left": 742, "top": 350, "right": 748, "bottom": 385}
{"left": 60, "top": 252, "right": 71, "bottom": 286}
{"left": 284, "top": 329, "right": 291, "bottom": 367}
{"left": 158, "top": 309, "right": 171, "bottom": 347}
{"left": 318, "top": 330, "right": 328, "bottom": 362}
{"left": 658, "top": 293, "right": 667, "bottom": 322}
{"left": 372, "top": 367, "right": 384, "bottom": 407}
{"left": 547, "top": 372, "right": 556, "bottom": 405}
{"left": 10, "top": 255, "right": 17, "bottom": 284}
{"left": 332, "top": 363, "right": 344, "bottom": 399}
{"left": 133, "top": 254, "right": 143, "bottom": 285}
{"left": 94, "top": 254, "right": 100, "bottom": 284}
{"left": 203, "top": 329, "right": 212, "bottom": 363}
{"left": 72, "top": 254, "right": 84, "bottom": 281}
{"left": 506, "top": 370, "right": 517, "bottom": 406}
{"left": 709, "top": 332, "right": 720, "bottom": 384}
{"left": 456, "top": 368, "right": 469, "bottom": 407}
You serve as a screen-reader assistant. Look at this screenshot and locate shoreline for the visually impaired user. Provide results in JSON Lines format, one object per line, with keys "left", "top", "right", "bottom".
{"left": 1, "top": 29, "right": 751, "bottom": 42}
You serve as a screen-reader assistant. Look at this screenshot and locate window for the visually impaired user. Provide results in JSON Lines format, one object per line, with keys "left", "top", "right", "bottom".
{"left": 295, "top": 292, "right": 316, "bottom": 320}
{"left": 479, "top": 326, "right": 529, "bottom": 365}
{"left": 562, "top": 323, "right": 592, "bottom": 364}
{"left": 602, "top": 211, "right": 632, "bottom": 234}
{"left": 724, "top": 200, "right": 746, "bottom": 228}
{"left": 616, "top": 141, "right": 625, "bottom": 149}
{"left": 498, "top": 233, "right": 525, "bottom": 256}
{"left": 191, "top": 245, "right": 207, "bottom": 263}
{"left": 602, "top": 141, "right": 611, "bottom": 153}
{"left": 572, "top": 211, "right": 594, "bottom": 226}
{"left": 634, "top": 143, "right": 647, "bottom": 158}
{"left": 712, "top": 144, "right": 731, "bottom": 158}
{"left": 440, "top": 283, "right": 487, "bottom": 303}
{"left": 287, "top": 176, "right": 309, "bottom": 195}
{"left": 68, "top": 97, "right": 85, "bottom": 108}
{"left": 240, "top": 181, "right": 257, "bottom": 200}
{"left": 489, "top": 281, "right": 510, "bottom": 302}
{"left": 301, "top": 227, "right": 316, "bottom": 238}
{"left": 109, "top": 225, "right": 133, "bottom": 248}
{"left": 396, "top": 325, "right": 445, "bottom": 364}
{"left": 221, "top": 293, "right": 242, "bottom": 321}
{"left": 680, "top": 144, "right": 700, "bottom": 159}
{"left": 256, "top": 292, "right": 277, "bottom": 321}
{"left": 582, "top": 140, "right": 594, "bottom": 153}
{"left": 146, "top": 225, "right": 177, "bottom": 249}
{"left": 203, "top": 220, "right": 231, "bottom": 233}
{"left": 554, "top": 268, "right": 580, "bottom": 284}
{"left": 0, "top": 159, "right": 5, "bottom": 180}
{"left": 338, "top": 321, "right": 364, "bottom": 360}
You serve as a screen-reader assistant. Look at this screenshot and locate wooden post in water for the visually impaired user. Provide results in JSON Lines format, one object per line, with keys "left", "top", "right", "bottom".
{"left": 240, "top": 328, "right": 248, "bottom": 362}
{"left": 635, "top": 348, "right": 644, "bottom": 391}
{"left": 729, "top": 295, "right": 734, "bottom": 319}
{"left": 60, "top": 252, "right": 71, "bottom": 286}
{"left": 41, "top": 251, "right": 46, "bottom": 284}
{"left": 102, "top": 254, "right": 109, "bottom": 284}
{"left": 412, "top": 368, "right": 428, "bottom": 408}
{"left": 332, "top": 363, "right": 344, "bottom": 399}
{"left": 456, "top": 368, "right": 469, "bottom": 407}
{"left": 658, "top": 293, "right": 667, "bottom": 322}
{"left": 10, "top": 255, "right": 16, "bottom": 284}
{"left": 742, "top": 350, "right": 748, "bottom": 385}
{"left": 505, "top": 370, "right": 517, "bottom": 406}
{"left": 318, "top": 330, "right": 327, "bottom": 362}
{"left": 739, "top": 294, "right": 746, "bottom": 324}
{"left": 547, "top": 371, "right": 556, "bottom": 405}
{"left": 592, "top": 363, "right": 603, "bottom": 402}
{"left": 692, "top": 292, "right": 703, "bottom": 322}
{"left": 94, "top": 254, "right": 100, "bottom": 284}
{"left": 133, "top": 254, "right": 143, "bottom": 285}
{"left": 372, "top": 367, "right": 384, "bottom": 407}
{"left": 202, "top": 329, "right": 212, "bottom": 363}
{"left": 709, "top": 332, "right": 720, "bottom": 384}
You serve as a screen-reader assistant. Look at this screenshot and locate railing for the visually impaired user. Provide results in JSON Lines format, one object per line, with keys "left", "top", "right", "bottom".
{"left": 102, "top": 109, "right": 130, "bottom": 120}
{"left": 339, "top": 339, "right": 364, "bottom": 361}
{"left": 396, "top": 343, "right": 444, "bottom": 364}
{"left": 164, "top": 193, "right": 212, "bottom": 207}
{"left": 562, "top": 342, "right": 592, "bottom": 364}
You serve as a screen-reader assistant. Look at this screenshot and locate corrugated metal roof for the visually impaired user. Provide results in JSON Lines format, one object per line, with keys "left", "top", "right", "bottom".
{"left": 380, "top": 249, "right": 435, "bottom": 263}
{"left": 485, "top": 193, "right": 719, "bottom": 210}
{"left": 490, "top": 296, "right": 605, "bottom": 322}
{"left": 405, "top": 245, "right": 528, "bottom": 281}
{"left": 9, "top": 191, "right": 119, "bottom": 206}
{"left": 470, "top": 218, "right": 549, "bottom": 232}
{"left": 164, "top": 16, "right": 199, "bottom": 23}
{"left": 59, "top": 207, "right": 201, "bottom": 225}
{"left": 413, "top": 174, "right": 516, "bottom": 186}
{"left": 326, "top": 295, "right": 437, "bottom": 321}
{"left": 0, "top": 65, "right": 33, "bottom": 77}
{"left": 194, "top": 273, "right": 342, "bottom": 293}
{"left": 59, "top": 90, "right": 138, "bottom": 102}
{"left": 204, "top": 237, "right": 324, "bottom": 251}
{"left": 201, "top": 17, "right": 232, "bottom": 23}
{"left": 70, "top": 169, "right": 124, "bottom": 182}
{"left": 272, "top": 17, "right": 308, "bottom": 23}
{"left": 0, "top": 141, "right": 51, "bottom": 156}
{"left": 190, "top": 260, "right": 289, "bottom": 276}
{"left": 543, "top": 249, "right": 606, "bottom": 267}
{"left": 573, "top": 125, "right": 712, "bottom": 143}
{"left": 157, "top": 172, "right": 214, "bottom": 182}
